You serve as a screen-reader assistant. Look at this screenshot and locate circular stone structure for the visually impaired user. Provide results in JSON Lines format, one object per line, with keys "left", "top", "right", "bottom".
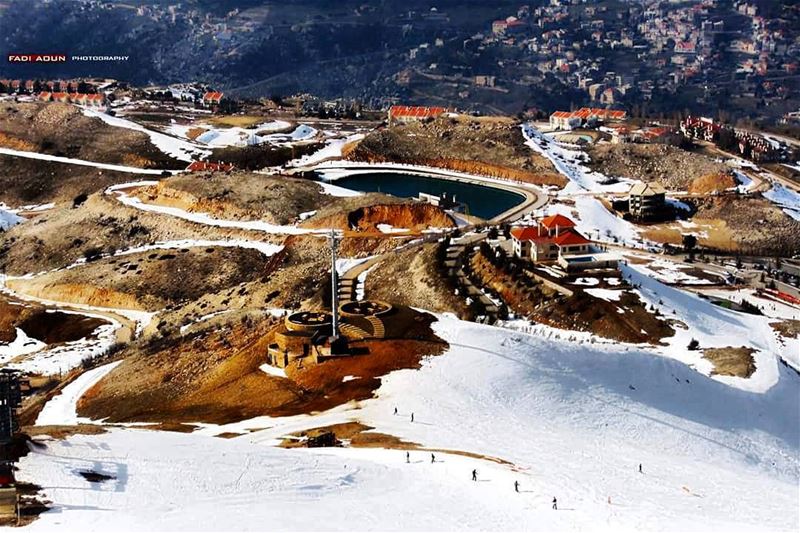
{"left": 339, "top": 300, "right": 393, "bottom": 318}
{"left": 285, "top": 311, "right": 333, "bottom": 333}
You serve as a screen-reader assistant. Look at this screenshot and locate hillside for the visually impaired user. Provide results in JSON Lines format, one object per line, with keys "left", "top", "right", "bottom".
{"left": 349, "top": 115, "right": 567, "bottom": 187}
{"left": 586, "top": 143, "right": 730, "bottom": 191}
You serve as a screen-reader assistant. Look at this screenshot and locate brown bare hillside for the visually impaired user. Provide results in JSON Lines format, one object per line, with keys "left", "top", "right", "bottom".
{"left": 78, "top": 308, "right": 445, "bottom": 424}
{"left": 14, "top": 246, "right": 269, "bottom": 311}
{"left": 138, "top": 172, "right": 337, "bottom": 225}
{"left": 691, "top": 195, "right": 800, "bottom": 255}
{"left": 0, "top": 102, "right": 185, "bottom": 170}
{"left": 688, "top": 172, "right": 737, "bottom": 194}
{"left": 587, "top": 144, "right": 728, "bottom": 191}
{"left": 0, "top": 155, "right": 153, "bottom": 206}
{"left": 0, "top": 193, "right": 281, "bottom": 275}
{"left": 366, "top": 243, "right": 469, "bottom": 317}
{"left": 349, "top": 116, "right": 564, "bottom": 187}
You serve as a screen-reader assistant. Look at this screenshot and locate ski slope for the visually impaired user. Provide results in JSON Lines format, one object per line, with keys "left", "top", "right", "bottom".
{"left": 18, "top": 313, "right": 799, "bottom": 531}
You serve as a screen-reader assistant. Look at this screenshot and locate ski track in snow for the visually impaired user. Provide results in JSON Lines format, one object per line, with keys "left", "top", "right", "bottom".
{"left": 107, "top": 181, "right": 329, "bottom": 235}
{"left": 35, "top": 361, "right": 123, "bottom": 425}
{"left": 0, "top": 147, "right": 174, "bottom": 175}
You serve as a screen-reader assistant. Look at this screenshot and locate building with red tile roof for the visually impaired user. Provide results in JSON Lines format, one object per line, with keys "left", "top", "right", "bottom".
{"left": 510, "top": 214, "right": 591, "bottom": 264}
{"left": 549, "top": 107, "right": 627, "bottom": 130}
{"left": 539, "top": 214, "right": 576, "bottom": 232}
{"left": 388, "top": 105, "right": 447, "bottom": 125}
{"left": 202, "top": 91, "right": 224, "bottom": 106}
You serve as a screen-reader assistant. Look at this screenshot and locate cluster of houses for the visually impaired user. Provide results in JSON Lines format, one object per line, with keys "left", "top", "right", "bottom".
{"left": 36, "top": 92, "right": 106, "bottom": 106}
{"left": 549, "top": 107, "right": 627, "bottom": 130}
{"left": 510, "top": 214, "right": 618, "bottom": 273}
{"left": 680, "top": 116, "right": 783, "bottom": 162}
{"left": 0, "top": 79, "right": 102, "bottom": 95}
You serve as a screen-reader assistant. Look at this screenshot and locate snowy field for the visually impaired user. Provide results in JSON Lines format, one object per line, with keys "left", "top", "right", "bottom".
{"left": 763, "top": 182, "right": 800, "bottom": 221}
{"left": 18, "top": 313, "right": 799, "bottom": 531}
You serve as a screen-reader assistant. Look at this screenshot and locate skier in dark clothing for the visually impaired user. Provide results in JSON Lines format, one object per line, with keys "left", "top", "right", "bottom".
{"left": 552, "top": 497, "right": 557, "bottom": 510}
{"left": 514, "top": 481, "right": 519, "bottom": 493}
{"left": 406, "top": 451, "right": 410, "bottom": 463}
{"left": 472, "top": 469, "right": 477, "bottom": 481}
{"left": 638, "top": 463, "right": 642, "bottom": 474}
{"left": 431, "top": 453, "right": 435, "bottom": 463}
{"left": 394, "top": 407, "right": 398, "bottom": 415}
{"left": 411, "top": 412, "right": 414, "bottom": 423}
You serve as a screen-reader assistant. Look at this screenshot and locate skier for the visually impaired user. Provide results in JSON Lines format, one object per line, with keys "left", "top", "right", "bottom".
{"left": 406, "top": 451, "right": 410, "bottom": 464}
{"left": 514, "top": 481, "right": 519, "bottom": 493}
{"left": 552, "top": 497, "right": 557, "bottom": 510}
{"left": 411, "top": 412, "right": 414, "bottom": 423}
{"left": 431, "top": 453, "right": 435, "bottom": 464}
{"left": 638, "top": 463, "right": 643, "bottom": 474}
{"left": 394, "top": 407, "right": 398, "bottom": 415}
{"left": 472, "top": 469, "right": 477, "bottom": 482}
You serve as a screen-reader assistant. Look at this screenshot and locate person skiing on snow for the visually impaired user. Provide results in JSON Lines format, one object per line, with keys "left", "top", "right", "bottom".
{"left": 431, "top": 453, "right": 435, "bottom": 463}
{"left": 394, "top": 407, "right": 398, "bottom": 415}
{"left": 639, "top": 463, "right": 643, "bottom": 474}
{"left": 472, "top": 469, "right": 477, "bottom": 481}
{"left": 552, "top": 497, "right": 557, "bottom": 510}
{"left": 406, "top": 451, "right": 410, "bottom": 463}
{"left": 514, "top": 481, "right": 519, "bottom": 493}
{"left": 411, "top": 412, "right": 414, "bottom": 423}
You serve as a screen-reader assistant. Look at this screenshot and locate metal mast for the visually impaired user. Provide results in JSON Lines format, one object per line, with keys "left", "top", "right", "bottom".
{"left": 329, "top": 229, "right": 340, "bottom": 339}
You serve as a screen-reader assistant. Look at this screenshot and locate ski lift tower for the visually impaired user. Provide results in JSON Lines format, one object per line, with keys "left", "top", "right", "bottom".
{"left": 328, "top": 229, "right": 342, "bottom": 342}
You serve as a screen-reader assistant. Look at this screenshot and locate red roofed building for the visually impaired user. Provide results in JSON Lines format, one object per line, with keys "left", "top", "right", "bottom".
{"left": 388, "top": 105, "right": 447, "bottom": 125}
{"left": 202, "top": 91, "right": 224, "bottom": 107}
{"left": 510, "top": 214, "right": 590, "bottom": 263}
{"left": 186, "top": 161, "right": 235, "bottom": 173}
{"left": 549, "top": 107, "right": 627, "bottom": 130}
{"left": 539, "top": 214, "right": 576, "bottom": 234}
{"left": 37, "top": 92, "right": 52, "bottom": 102}
{"left": 51, "top": 92, "right": 70, "bottom": 103}
{"left": 84, "top": 93, "right": 107, "bottom": 107}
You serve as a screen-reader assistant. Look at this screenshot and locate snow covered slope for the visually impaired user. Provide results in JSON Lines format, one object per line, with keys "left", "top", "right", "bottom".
{"left": 19, "top": 314, "right": 799, "bottom": 531}
{"left": 0, "top": 207, "right": 24, "bottom": 230}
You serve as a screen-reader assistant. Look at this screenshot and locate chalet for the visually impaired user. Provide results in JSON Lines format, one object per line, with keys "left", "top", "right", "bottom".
{"left": 511, "top": 214, "right": 589, "bottom": 263}
{"left": 511, "top": 214, "right": 619, "bottom": 272}
{"left": 628, "top": 181, "right": 666, "bottom": 220}
{"left": 202, "top": 91, "right": 224, "bottom": 107}
{"left": 51, "top": 92, "right": 70, "bottom": 103}
{"left": 37, "top": 92, "right": 52, "bottom": 102}
{"left": 388, "top": 105, "right": 447, "bottom": 126}
{"left": 186, "top": 161, "right": 235, "bottom": 172}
